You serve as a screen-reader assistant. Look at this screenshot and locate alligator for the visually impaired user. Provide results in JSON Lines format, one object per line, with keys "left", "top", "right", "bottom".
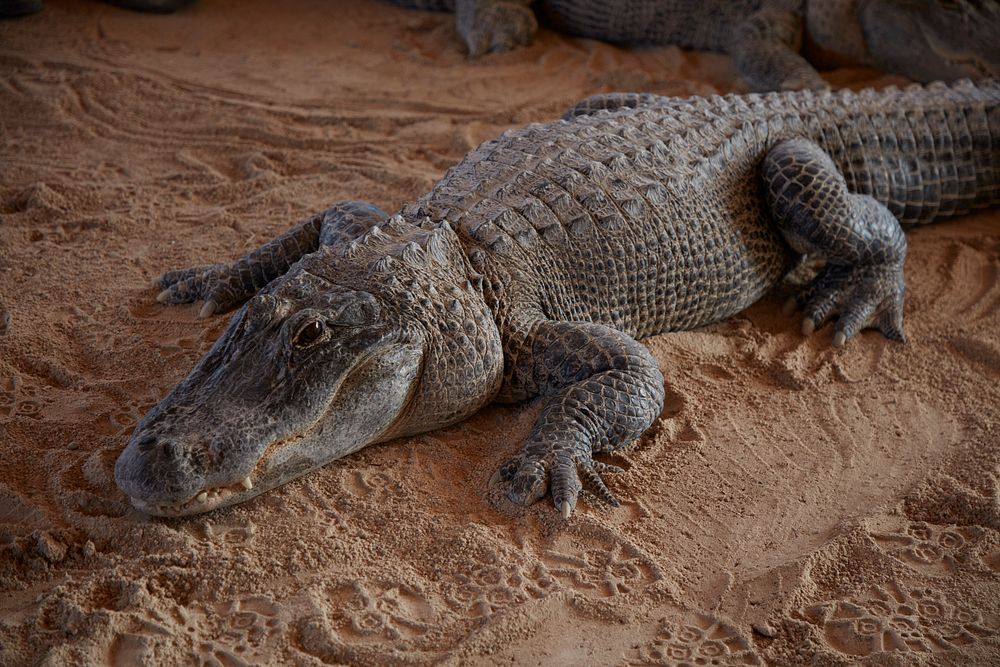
{"left": 392, "top": 0, "right": 1000, "bottom": 91}
{"left": 115, "top": 79, "right": 1000, "bottom": 518}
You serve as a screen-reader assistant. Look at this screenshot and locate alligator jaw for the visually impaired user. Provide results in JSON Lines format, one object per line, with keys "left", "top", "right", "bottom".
{"left": 127, "top": 429, "right": 318, "bottom": 518}
{"left": 129, "top": 474, "right": 256, "bottom": 517}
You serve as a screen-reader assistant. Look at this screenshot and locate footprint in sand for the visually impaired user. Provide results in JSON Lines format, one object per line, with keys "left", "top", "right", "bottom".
{"left": 446, "top": 558, "right": 556, "bottom": 617}
{"left": 295, "top": 579, "right": 450, "bottom": 666}
{"left": 630, "top": 610, "right": 761, "bottom": 666}
{"left": 108, "top": 386, "right": 163, "bottom": 433}
{"left": 803, "top": 582, "right": 998, "bottom": 657}
{"left": 220, "top": 596, "right": 283, "bottom": 647}
{"left": 341, "top": 468, "right": 407, "bottom": 504}
{"left": 541, "top": 530, "right": 660, "bottom": 598}
{"left": 872, "top": 521, "right": 980, "bottom": 576}
{"left": 322, "top": 580, "right": 439, "bottom": 642}
{"left": 11, "top": 383, "right": 45, "bottom": 420}
{"left": 165, "top": 595, "right": 286, "bottom": 664}
{"left": 57, "top": 445, "right": 131, "bottom": 519}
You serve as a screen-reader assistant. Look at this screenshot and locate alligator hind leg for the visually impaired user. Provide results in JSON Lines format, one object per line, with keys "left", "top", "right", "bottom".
{"left": 156, "top": 201, "right": 387, "bottom": 317}
{"left": 763, "top": 139, "right": 907, "bottom": 346}
{"left": 493, "top": 318, "right": 664, "bottom": 517}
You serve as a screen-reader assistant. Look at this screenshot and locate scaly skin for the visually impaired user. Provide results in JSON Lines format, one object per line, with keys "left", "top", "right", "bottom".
{"left": 115, "top": 80, "right": 1000, "bottom": 518}
{"left": 391, "top": 0, "right": 1000, "bottom": 91}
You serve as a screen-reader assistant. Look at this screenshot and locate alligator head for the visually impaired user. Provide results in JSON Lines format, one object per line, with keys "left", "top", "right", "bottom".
{"left": 115, "top": 221, "right": 504, "bottom": 516}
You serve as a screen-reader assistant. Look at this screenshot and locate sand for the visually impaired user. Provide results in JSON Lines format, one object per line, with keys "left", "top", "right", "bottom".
{"left": 1, "top": 1, "right": 999, "bottom": 665}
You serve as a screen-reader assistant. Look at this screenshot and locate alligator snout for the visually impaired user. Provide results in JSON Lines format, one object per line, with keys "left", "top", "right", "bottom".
{"left": 115, "top": 430, "right": 206, "bottom": 507}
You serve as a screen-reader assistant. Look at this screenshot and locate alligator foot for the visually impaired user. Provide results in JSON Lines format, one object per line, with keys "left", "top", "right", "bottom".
{"left": 796, "top": 262, "right": 905, "bottom": 346}
{"left": 494, "top": 319, "right": 664, "bottom": 516}
{"left": 157, "top": 262, "right": 243, "bottom": 318}
{"left": 729, "top": 6, "right": 827, "bottom": 91}
{"left": 155, "top": 201, "right": 387, "bottom": 316}
{"left": 456, "top": 0, "right": 537, "bottom": 57}
{"left": 763, "top": 138, "right": 907, "bottom": 346}
{"left": 497, "top": 444, "right": 625, "bottom": 518}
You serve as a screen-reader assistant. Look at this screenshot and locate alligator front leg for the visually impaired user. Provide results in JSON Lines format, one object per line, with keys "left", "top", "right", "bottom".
{"left": 763, "top": 139, "right": 907, "bottom": 346}
{"left": 494, "top": 318, "right": 665, "bottom": 517}
{"left": 155, "top": 200, "right": 387, "bottom": 317}
{"left": 728, "top": 6, "right": 826, "bottom": 91}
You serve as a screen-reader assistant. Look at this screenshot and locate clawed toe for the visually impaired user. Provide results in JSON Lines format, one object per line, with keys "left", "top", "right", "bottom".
{"left": 198, "top": 299, "right": 219, "bottom": 319}
{"left": 791, "top": 261, "right": 906, "bottom": 347}
{"left": 580, "top": 463, "right": 620, "bottom": 507}
{"left": 153, "top": 263, "right": 247, "bottom": 316}
{"left": 496, "top": 450, "right": 624, "bottom": 517}
{"left": 503, "top": 457, "right": 547, "bottom": 507}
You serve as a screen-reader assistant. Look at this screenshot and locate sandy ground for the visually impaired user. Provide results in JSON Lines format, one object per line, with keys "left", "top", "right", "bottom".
{"left": 2, "top": 1, "right": 1000, "bottom": 665}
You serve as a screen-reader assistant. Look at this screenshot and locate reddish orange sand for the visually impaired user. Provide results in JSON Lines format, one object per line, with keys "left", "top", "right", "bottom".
{"left": 2, "top": 1, "right": 999, "bottom": 665}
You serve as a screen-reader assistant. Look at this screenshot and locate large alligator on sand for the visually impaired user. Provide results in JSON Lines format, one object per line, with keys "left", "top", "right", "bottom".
{"left": 393, "top": 0, "right": 1000, "bottom": 91}
{"left": 116, "top": 80, "right": 1000, "bottom": 518}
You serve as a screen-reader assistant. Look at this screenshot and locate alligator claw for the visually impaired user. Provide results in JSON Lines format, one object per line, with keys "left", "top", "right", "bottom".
{"left": 501, "top": 455, "right": 548, "bottom": 506}
{"left": 198, "top": 299, "right": 219, "bottom": 319}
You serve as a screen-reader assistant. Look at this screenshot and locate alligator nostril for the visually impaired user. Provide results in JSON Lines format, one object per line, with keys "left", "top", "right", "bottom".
{"left": 161, "top": 440, "right": 182, "bottom": 460}
{"left": 136, "top": 435, "right": 157, "bottom": 451}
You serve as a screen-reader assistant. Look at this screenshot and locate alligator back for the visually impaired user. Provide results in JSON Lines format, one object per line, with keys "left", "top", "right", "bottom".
{"left": 405, "top": 81, "right": 1000, "bottom": 338}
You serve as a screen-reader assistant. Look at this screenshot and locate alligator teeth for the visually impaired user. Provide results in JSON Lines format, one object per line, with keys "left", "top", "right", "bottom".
{"left": 196, "top": 491, "right": 208, "bottom": 503}
{"left": 241, "top": 476, "right": 253, "bottom": 490}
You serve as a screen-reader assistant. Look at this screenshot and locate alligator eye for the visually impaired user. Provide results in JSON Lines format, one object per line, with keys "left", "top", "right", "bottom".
{"left": 293, "top": 320, "right": 324, "bottom": 348}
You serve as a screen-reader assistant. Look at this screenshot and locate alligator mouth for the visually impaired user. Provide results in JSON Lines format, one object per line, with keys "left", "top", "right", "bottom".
{"left": 127, "top": 428, "right": 317, "bottom": 517}
{"left": 129, "top": 474, "right": 256, "bottom": 517}
{"left": 125, "top": 341, "right": 419, "bottom": 518}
